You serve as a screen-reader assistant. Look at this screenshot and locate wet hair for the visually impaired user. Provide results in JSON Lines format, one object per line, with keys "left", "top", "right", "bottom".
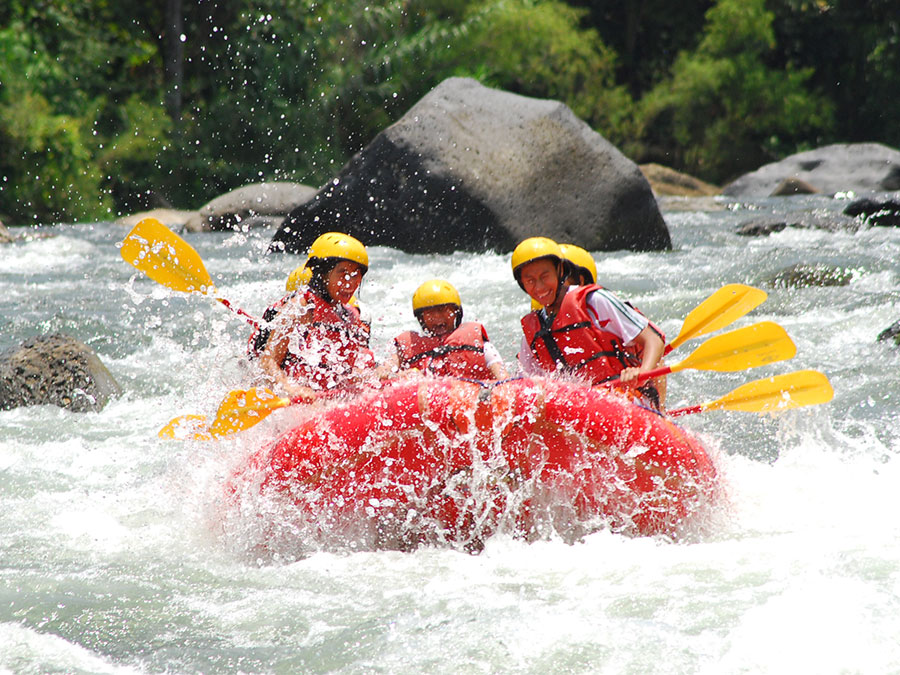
{"left": 306, "top": 257, "right": 339, "bottom": 302}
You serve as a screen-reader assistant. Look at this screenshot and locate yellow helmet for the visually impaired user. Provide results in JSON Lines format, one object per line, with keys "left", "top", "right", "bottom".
{"left": 559, "top": 244, "right": 597, "bottom": 284}
{"left": 307, "top": 232, "right": 369, "bottom": 272}
{"left": 412, "top": 279, "right": 462, "bottom": 313}
{"left": 285, "top": 261, "right": 313, "bottom": 292}
{"left": 511, "top": 237, "right": 563, "bottom": 289}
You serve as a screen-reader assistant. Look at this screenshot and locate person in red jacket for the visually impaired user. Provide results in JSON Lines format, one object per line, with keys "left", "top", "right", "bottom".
{"left": 511, "top": 237, "right": 667, "bottom": 409}
{"left": 257, "top": 232, "right": 375, "bottom": 401}
{"left": 390, "top": 279, "right": 508, "bottom": 381}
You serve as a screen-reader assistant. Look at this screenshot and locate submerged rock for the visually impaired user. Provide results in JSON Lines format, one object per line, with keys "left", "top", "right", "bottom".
{"left": 185, "top": 182, "right": 317, "bottom": 232}
{"left": 735, "top": 212, "right": 861, "bottom": 236}
{"left": 723, "top": 143, "right": 900, "bottom": 197}
{"left": 0, "top": 334, "right": 122, "bottom": 412}
{"left": 877, "top": 320, "right": 900, "bottom": 346}
{"left": 766, "top": 263, "right": 854, "bottom": 288}
{"left": 271, "top": 77, "right": 670, "bottom": 255}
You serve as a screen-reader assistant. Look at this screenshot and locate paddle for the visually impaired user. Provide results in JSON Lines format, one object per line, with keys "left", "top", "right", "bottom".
{"left": 158, "top": 414, "right": 213, "bottom": 441}
{"left": 119, "top": 217, "right": 259, "bottom": 327}
{"left": 668, "top": 284, "right": 767, "bottom": 350}
{"left": 668, "top": 370, "right": 833, "bottom": 416}
{"left": 634, "top": 321, "right": 796, "bottom": 384}
{"left": 157, "top": 389, "right": 301, "bottom": 440}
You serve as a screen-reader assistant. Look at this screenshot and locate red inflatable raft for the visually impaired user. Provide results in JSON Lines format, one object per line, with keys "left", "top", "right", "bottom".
{"left": 225, "top": 377, "right": 720, "bottom": 552}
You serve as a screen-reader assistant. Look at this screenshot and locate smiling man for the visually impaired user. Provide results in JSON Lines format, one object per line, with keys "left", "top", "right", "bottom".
{"left": 511, "top": 237, "right": 667, "bottom": 410}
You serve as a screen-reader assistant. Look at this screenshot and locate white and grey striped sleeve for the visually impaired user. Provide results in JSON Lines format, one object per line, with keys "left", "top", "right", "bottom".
{"left": 584, "top": 288, "right": 648, "bottom": 345}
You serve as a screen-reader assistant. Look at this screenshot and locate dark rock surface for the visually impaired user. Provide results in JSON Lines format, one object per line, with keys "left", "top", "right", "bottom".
{"left": 271, "top": 77, "right": 670, "bottom": 255}
{"left": 0, "top": 334, "right": 122, "bottom": 412}
{"left": 723, "top": 143, "right": 900, "bottom": 198}
{"left": 843, "top": 195, "right": 900, "bottom": 228}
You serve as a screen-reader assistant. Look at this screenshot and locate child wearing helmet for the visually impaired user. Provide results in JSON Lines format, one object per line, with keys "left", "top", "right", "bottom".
{"left": 257, "top": 232, "right": 375, "bottom": 401}
{"left": 389, "top": 279, "right": 508, "bottom": 381}
{"left": 511, "top": 237, "right": 667, "bottom": 409}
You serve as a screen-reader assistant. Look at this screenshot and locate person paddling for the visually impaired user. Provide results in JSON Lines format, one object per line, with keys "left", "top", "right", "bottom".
{"left": 511, "top": 237, "right": 667, "bottom": 409}
{"left": 530, "top": 243, "right": 599, "bottom": 311}
{"left": 257, "top": 232, "right": 375, "bottom": 401}
{"left": 390, "top": 279, "right": 509, "bottom": 381}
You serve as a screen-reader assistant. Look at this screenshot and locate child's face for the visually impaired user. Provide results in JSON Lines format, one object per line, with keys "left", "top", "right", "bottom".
{"left": 420, "top": 304, "right": 459, "bottom": 336}
{"left": 520, "top": 258, "right": 560, "bottom": 307}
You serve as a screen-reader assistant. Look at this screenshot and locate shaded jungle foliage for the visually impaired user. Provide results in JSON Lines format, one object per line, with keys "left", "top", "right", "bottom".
{"left": 0, "top": 0, "right": 897, "bottom": 224}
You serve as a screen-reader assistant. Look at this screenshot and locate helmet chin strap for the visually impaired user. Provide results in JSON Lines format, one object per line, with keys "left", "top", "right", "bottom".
{"left": 546, "top": 262, "right": 568, "bottom": 314}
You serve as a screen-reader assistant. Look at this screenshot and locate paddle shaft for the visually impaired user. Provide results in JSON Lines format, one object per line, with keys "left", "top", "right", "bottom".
{"left": 217, "top": 297, "right": 259, "bottom": 328}
{"left": 668, "top": 404, "right": 703, "bottom": 417}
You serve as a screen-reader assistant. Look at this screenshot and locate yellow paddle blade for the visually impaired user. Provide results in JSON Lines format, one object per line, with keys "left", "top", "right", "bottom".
{"left": 672, "top": 321, "right": 796, "bottom": 373}
{"left": 120, "top": 217, "right": 216, "bottom": 295}
{"left": 158, "top": 414, "right": 213, "bottom": 441}
{"left": 208, "top": 387, "right": 291, "bottom": 437}
{"left": 669, "top": 284, "right": 768, "bottom": 350}
{"left": 705, "top": 370, "right": 834, "bottom": 413}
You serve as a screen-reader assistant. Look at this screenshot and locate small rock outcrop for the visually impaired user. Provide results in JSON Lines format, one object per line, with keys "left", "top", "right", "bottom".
{"left": 0, "top": 220, "right": 11, "bottom": 244}
{"left": 770, "top": 177, "right": 820, "bottom": 196}
{"left": 0, "top": 334, "right": 122, "bottom": 412}
{"left": 271, "top": 77, "right": 670, "bottom": 255}
{"left": 877, "top": 320, "right": 900, "bottom": 345}
{"left": 116, "top": 208, "right": 196, "bottom": 229}
{"left": 184, "top": 182, "right": 317, "bottom": 232}
{"left": 723, "top": 143, "right": 900, "bottom": 198}
{"left": 639, "top": 163, "right": 720, "bottom": 197}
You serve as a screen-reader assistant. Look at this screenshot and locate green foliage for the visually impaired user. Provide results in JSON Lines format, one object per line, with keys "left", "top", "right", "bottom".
{"left": 0, "top": 21, "right": 111, "bottom": 223}
{"left": 635, "top": 0, "right": 833, "bottom": 182}
{"left": 1, "top": 0, "right": 898, "bottom": 223}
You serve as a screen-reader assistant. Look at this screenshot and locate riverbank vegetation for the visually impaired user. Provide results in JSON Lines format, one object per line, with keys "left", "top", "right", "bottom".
{"left": 1, "top": 0, "right": 897, "bottom": 224}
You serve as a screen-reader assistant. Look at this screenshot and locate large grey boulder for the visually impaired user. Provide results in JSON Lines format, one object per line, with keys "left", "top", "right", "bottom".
{"left": 0, "top": 334, "right": 122, "bottom": 412}
{"left": 723, "top": 143, "right": 900, "bottom": 198}
{"left": 185, "top": 182, "right": 317, "bottom": 232}
{"left": 271, "top": 77, "right": 670, "bottom": 254}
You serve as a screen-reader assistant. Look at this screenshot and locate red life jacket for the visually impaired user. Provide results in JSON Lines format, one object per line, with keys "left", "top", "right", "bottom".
{"left": 255, "top": 289, "right": 373, "bottom": 391}
{"left": 521, "top": 285, "right": 666, "bottom": 388}
{"left": 394, "top": 322, "right": 494, "bottom": 380}
{"left": 246, "top": 291, "right": 300, "bottom": 360}
{"left": 247, "top": 290, "right": 372, "bottom": 362}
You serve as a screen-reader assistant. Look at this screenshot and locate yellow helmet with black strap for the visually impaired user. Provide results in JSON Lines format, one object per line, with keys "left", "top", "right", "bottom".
{"left": 511, "top": 237, "right": 564, "bottom": 290}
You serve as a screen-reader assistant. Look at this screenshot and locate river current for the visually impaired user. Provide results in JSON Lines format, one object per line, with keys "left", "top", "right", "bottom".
{"left": 2, "top": 194, "right": 899, "bottom": 673}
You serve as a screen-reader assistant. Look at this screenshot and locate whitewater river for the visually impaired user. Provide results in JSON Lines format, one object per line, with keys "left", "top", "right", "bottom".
{"left": 2, "top": 194, "right": 899, "bottom": 673}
